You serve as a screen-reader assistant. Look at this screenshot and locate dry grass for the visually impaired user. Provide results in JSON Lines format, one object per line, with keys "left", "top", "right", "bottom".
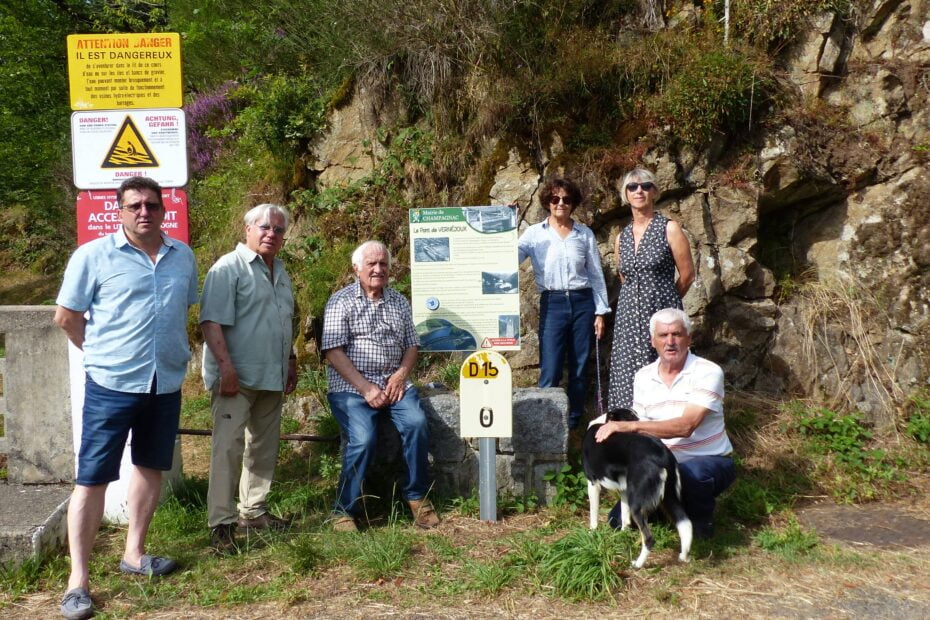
{"left": 9, "top": 383, "right": 928, "bottom": 618}
{"left": 10, "top": 499, "right": 930, "bottom": 619}
{"left": 796, "top": 273, "right": 907, "bottom": 430}
{"left": 7, "top": 406, "right": 930, "bottom": 618}
{"left": 0, "top": 269, "right": 59, "bottom": 305}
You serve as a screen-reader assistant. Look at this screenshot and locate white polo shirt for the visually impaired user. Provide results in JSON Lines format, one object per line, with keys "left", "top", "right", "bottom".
{"left": 632, "top": 352, "right": 733, "bottom": 462}
{"left": 590, "top": 351, "right": 733, "bottom": 462}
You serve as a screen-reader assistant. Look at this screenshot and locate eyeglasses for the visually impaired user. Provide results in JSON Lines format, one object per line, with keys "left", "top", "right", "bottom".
{"left": 121, "top": 201, "right": 162, "bottom": 212}
{"left": 549, "top": 195, "right": 575, "bottom": 206}
{"left": 626, "top": 182, "right": 656, "bottom": 192}
{"left": 258, "top": 224, "right": 287, "bottom": 236}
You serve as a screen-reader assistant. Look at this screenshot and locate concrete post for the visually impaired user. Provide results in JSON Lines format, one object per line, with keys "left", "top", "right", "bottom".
{"left": 1, "top": 306, "right": 74, "bottom": 483}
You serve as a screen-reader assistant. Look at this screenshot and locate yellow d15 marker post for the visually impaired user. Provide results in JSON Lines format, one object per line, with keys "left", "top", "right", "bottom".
{"left": 460, "top": 351, "right": 512, "bottom": 522}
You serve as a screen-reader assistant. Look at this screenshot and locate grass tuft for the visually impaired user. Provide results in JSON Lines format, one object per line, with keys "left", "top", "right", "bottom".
{"left": 461, "top": 559, "right": 518, "bottom": 594}
{"left": 753, "top": 516, "right": 819, "bottom": 560}
{"left": 346, "top": 525, "right": 416, "bottom": 581}
{"left": 537, "top": 527, "right": 628, "bottom": 601}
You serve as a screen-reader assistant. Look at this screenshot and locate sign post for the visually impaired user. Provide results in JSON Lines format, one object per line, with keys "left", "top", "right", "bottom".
{"left": 459, "top": 351, "right": 512, "bottom": 522}
{"left": 76, "top": 188, "right": 189, "bottom": 245}
{"left": 409, "top": 206, "right": 520, "bottom": 353}
{"left": 65, "top": 32, "right": 187, "bottom": 523}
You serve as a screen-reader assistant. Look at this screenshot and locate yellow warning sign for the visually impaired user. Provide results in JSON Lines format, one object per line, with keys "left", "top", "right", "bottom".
{"left": 67, "top": 33, "right": 183, "bottom": 110}
{"left": 101, "top": 117, "right": 159, "bottom": 168}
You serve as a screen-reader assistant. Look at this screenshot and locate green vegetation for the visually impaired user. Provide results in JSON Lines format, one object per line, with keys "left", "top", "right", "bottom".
{"left": 537, "top": 527, "right": 629, "bottom": 600}
{"left": 721, "top": 473, "right": 801, "bottom": 525}
{"left": 905, "top": 391, "right": 930, "bottom": 444}
{"left": 179, "top": 393, "right": 212, "bottom": 429}
{"left": 652, "top": 47, "right": 771, "bottom": 145}
{"left": 728, "top": 0, "right": 855, "bottom": 49}
{"left": 542, "top": 464, "right": 589, "bottom": 512}
{"left": 0, "top": 0, "right": 805, "bottom": 292}
{"left": 447, "top": 490, "right": 539, "bottom": 518}
{"left": 4, "top": 388, "right": 930, "bottom": 615}
{"left": 0, "top": 3, "right": 75, "bottom": 276}
{"left": 753, "top": 517, "right": 820, "bottom": 560}
{"left": 788, "top": 402, "right": 904, "bottom": 501}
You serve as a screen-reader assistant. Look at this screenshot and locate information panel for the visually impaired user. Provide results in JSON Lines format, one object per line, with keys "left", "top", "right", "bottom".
{"left": 71, "top": 109, "right": 187, "bottom": 189}
{"left": 409, "top": 207, "right": 520, "bottom": 352}
{"left": 76, "top": 189, "right": 189, "bottom": 246}
{"left": 67, "top": 33, "right": 183, "bottom": 110}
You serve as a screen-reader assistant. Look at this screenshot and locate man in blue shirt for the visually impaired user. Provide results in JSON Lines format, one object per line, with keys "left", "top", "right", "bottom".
{"left": 54, "top": 176, "right": 198, "bottom": 620}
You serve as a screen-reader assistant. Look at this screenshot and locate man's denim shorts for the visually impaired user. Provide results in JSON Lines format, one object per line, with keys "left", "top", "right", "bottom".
{"left": 76, "top": 375, "right": 182, "bottom": 486}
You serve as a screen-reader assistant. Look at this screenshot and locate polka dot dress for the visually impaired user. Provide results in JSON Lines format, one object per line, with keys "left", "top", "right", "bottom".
{"left": 608, "top": 213, "right": 683, "bottom": 409}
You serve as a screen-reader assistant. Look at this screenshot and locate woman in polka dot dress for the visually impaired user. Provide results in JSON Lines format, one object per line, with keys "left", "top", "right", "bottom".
{"left": 607, "top": 167, "right": 695, "bottom": 409}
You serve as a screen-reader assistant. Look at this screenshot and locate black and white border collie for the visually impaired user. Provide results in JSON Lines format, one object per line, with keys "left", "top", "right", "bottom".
{"left": 582, "top": 407, "right": 692, "bottom": 568}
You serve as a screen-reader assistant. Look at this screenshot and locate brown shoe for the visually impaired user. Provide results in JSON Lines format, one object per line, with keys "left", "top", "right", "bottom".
{"left": 332, "top": 514, "right": 358, "bottom": 532}
{"left": 237, "top": 512, "right": 289, "bottom": 531}
{"left": 210, "top": 523, "right": 238, "bottom": 555}
{"left": 408, "top": 499, "right": 441, "bottom": 529}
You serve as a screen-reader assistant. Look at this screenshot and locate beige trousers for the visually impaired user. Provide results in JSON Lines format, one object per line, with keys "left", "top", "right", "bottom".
{"left": 207, "top": 386, "right": 283, "bottom": 528}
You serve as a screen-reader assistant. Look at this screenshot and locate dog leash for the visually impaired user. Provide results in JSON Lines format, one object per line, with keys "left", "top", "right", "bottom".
{"left": 595, "top": 337, "right": 605, "bottom": 417}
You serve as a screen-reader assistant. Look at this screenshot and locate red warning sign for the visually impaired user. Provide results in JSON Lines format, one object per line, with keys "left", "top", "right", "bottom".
{"left": 481, "top": 337, "right": 518, "bottom": 348}
{"left": 76, "top": 189, "right": 189, "bottom": 246}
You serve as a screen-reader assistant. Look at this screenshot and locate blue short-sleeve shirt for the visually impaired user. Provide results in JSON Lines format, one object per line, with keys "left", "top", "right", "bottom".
{"left": 56, "top": 229, "right": 199, "bottom": 394}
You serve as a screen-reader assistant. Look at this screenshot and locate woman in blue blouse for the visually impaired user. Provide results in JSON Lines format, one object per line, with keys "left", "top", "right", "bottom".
{"left": 518, "top": 177, "right": 610, "bottom": 429}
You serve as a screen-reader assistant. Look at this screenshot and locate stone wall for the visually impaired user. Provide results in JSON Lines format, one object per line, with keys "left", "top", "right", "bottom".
{"left": 363, "top": 387, "right": 570, "bottom": 505}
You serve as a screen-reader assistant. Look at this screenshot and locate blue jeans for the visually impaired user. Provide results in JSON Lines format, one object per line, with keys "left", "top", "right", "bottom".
{"left": 608, "top": 455, "right": 736, "bottom": 533}
{"left": 328, "top": 387, "right": 431, "bottom": 516}
{"left": 678, "top": 455, "right": 736, "bottom": 527}
{"left": 538, "top": 288, "right": 595, "bottom": 418}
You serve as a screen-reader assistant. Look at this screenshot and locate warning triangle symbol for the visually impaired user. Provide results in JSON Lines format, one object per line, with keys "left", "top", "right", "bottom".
{"left": 481, "top": 338, "right": 491, "bottom": 348}
{"left": 101, "top": 116, "right": 158, "bottom": 168}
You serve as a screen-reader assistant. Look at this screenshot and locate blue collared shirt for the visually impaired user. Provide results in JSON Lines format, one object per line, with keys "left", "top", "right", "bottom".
{"left": 56, "top": 228, "right": 199, "bottom": 394}
{"left": 518, "top": 219, "right": 610, "bottom": 314}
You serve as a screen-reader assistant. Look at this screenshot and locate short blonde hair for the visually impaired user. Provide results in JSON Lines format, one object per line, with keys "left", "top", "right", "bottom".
{"left": 620, "top": 167, "right": 658, "bottom": 205}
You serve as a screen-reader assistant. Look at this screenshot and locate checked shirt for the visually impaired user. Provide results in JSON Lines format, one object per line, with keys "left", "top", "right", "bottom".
{"left": 322, "top": 281, "right": 419, "bottom": 395}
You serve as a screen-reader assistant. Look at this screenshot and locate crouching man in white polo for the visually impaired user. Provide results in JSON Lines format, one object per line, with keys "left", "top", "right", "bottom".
{"left": 594, "top": 308, "right": 735, "bottom": 538}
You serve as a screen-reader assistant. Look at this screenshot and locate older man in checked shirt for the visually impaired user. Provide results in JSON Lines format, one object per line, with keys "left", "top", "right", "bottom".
{"left": 322, "top": 240, "right": 439, "bottom": 532}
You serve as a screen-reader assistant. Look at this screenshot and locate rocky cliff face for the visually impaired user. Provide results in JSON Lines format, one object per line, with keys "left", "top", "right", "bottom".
{"left": 307, "top": 1, "right": 930, "bottom": 422}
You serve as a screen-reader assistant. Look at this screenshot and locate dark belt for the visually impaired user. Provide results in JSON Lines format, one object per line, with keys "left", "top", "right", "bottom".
{"left": 541, "top": 288, "right": 593, "bottom": 299}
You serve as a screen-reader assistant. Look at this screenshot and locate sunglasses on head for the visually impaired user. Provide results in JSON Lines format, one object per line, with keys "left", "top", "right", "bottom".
{"left": 549, "top": 195, "right": 575, "bottom": 206}
{"left": 626, "top": 182, "right": 655, "bottom": 192}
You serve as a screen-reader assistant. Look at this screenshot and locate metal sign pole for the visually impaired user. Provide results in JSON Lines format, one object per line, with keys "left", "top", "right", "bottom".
{"left": 478, "top": 437, "right": 497, "bottom": 522}
{"left": 459, "top": 351, "right": 512, "bottom": 524}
